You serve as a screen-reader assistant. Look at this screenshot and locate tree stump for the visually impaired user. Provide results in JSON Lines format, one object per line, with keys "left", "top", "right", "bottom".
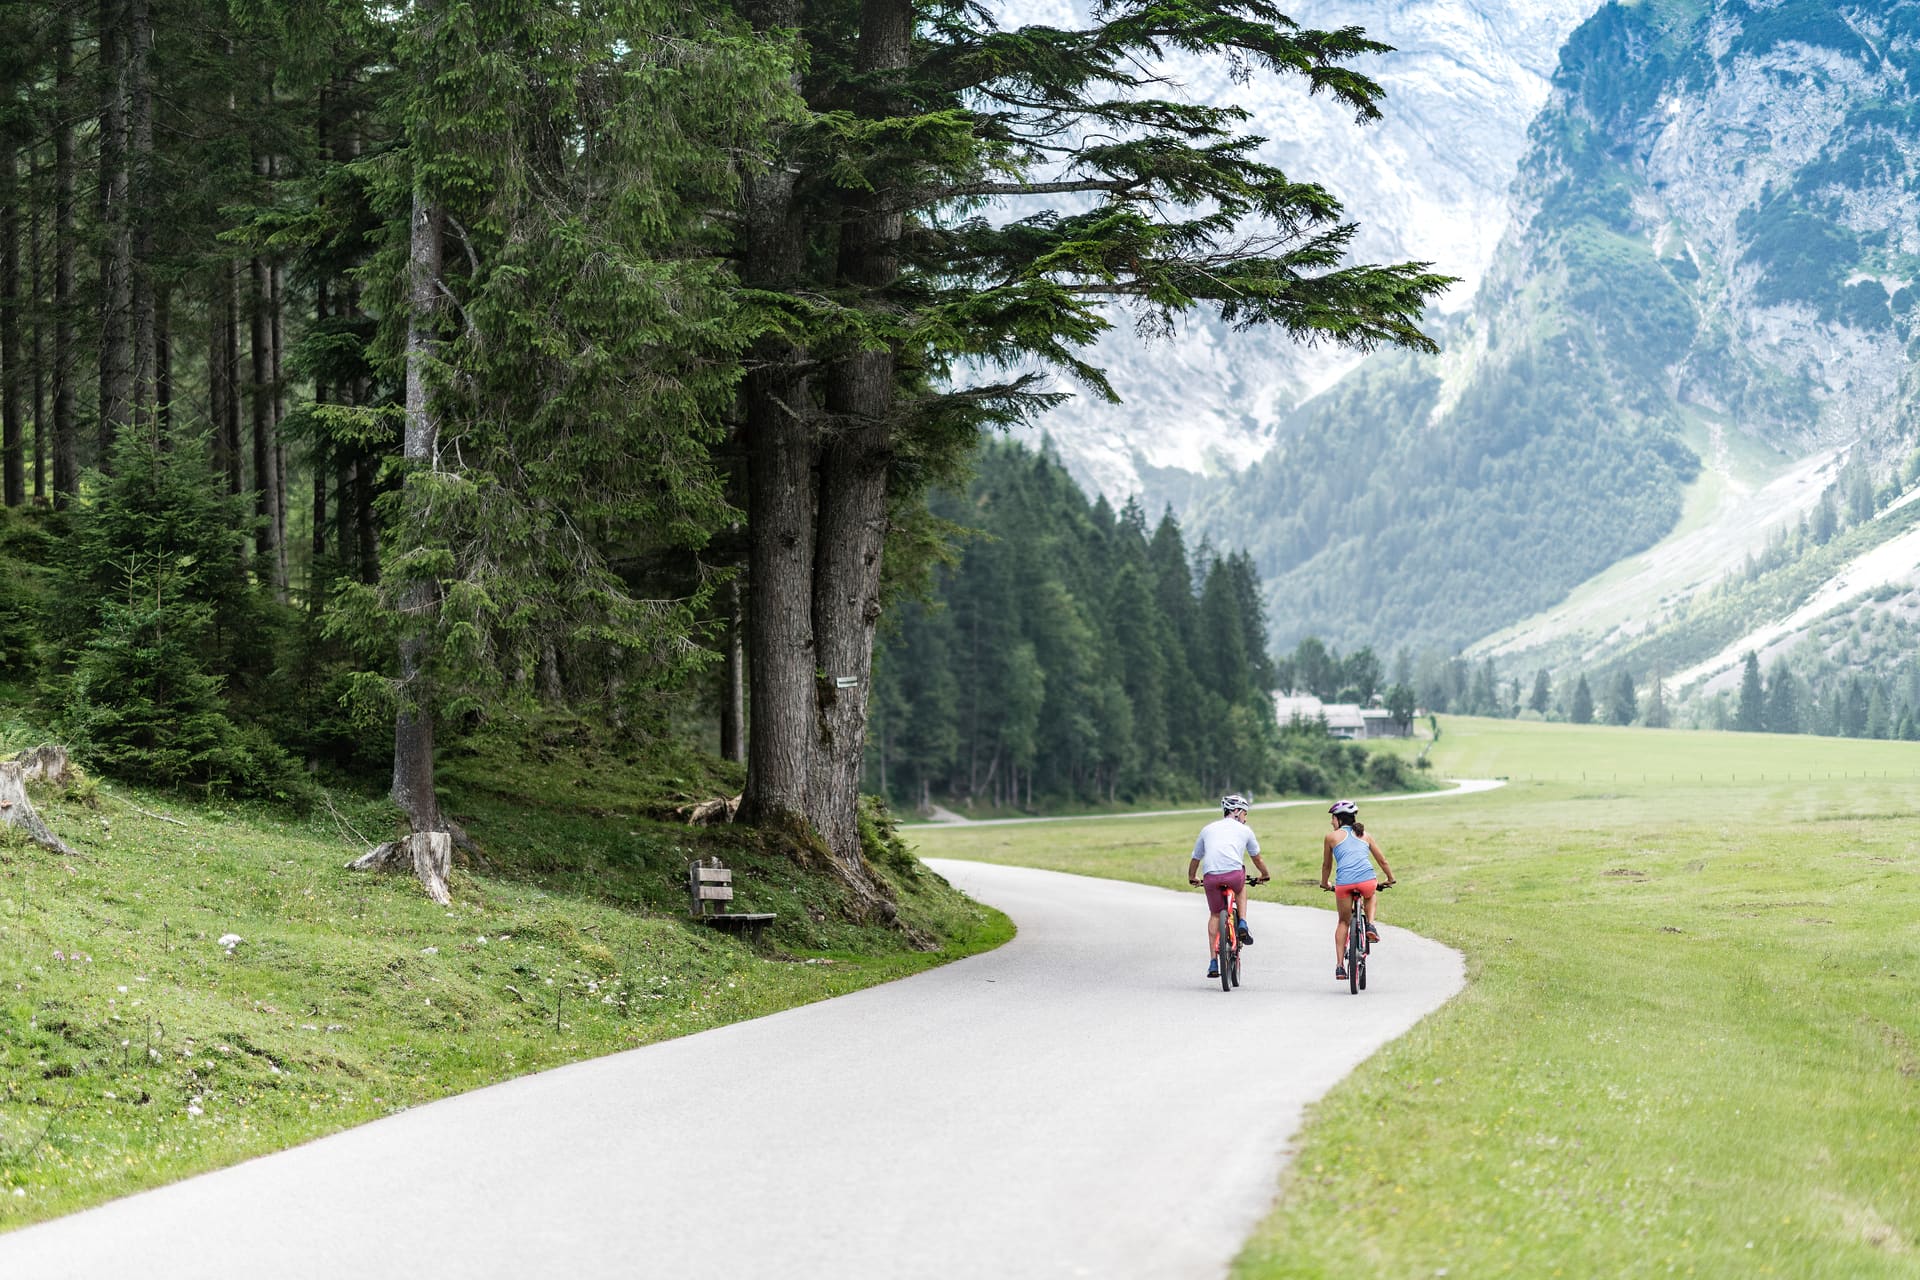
{"left": 0, "top": 745, "right": 77, "bottom": 856}
{"left": 347, "top": 830, "right": 453, "bottom": 905}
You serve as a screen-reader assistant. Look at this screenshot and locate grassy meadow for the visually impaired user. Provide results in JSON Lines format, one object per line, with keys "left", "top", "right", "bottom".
{"left": 0, "top": 726, "right": 1008, "bottom": 1230}
{"left": 913, "top": 717, "right": 1920, "bottom": 1277}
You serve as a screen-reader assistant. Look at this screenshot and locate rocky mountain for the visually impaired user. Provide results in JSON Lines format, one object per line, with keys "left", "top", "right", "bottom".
{"left": 1002, "top": 0, "right": 1605, "bottom": 498}
{"left": 1178, "top": 0, "right": 1920, "bottom": 657}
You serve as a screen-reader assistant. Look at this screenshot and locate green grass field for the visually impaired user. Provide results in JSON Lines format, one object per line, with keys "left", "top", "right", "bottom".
{"left": 0, "top": 729, "right": 1008, "bottom": 1230}
{"left": 913, "top": 718, "right": 1920, "bottom": 1277}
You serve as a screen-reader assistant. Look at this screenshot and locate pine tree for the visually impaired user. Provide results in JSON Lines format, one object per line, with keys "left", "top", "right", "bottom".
{"left": 1608, "top": 669, "right": 1637, "bottom": 726}
{"left": 1764, "top": 658, "right": 1799, "bottom": 734}
{"left": 1529, "top": 669, "right": 1552, "bottom": 715}
{"left": 733, "top": 0, "right": 1453, "bottom": 873}
{"left": 1643, "top": 669, "right": 1670, "bottom": 728}
{"left": 1571, "top": 674, "right": 1594, "bottom": 725}
{"left": 317, "top": 0, "right": 795, "bottom": 898}
{"left": 1736, "top": 652, "right": 1765, "bottom": 732}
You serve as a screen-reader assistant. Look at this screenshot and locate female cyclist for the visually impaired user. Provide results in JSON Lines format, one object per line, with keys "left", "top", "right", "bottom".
{"left": 1320, "top": 799, "right": 1396, "bottom": 981}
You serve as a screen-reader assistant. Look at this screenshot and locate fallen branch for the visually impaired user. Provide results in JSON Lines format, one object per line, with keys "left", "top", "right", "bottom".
{"left": 676, "top": 794, "right": 742, "bottom": 826}
{"left": 114, "top": 794, "right": 188, "bottom": 827}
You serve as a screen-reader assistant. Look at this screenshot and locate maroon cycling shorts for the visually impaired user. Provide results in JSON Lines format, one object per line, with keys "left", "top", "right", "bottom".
{"left": 1202, "top": 869, "right": 1246, "bottom": 914}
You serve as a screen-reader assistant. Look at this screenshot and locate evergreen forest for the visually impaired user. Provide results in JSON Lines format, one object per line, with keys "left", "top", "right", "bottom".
{"left": 0, "top": 0, "right": 1446, "bottom": 907}
{"left": 866, "top": 444, "right": 1421, "bottom": 812}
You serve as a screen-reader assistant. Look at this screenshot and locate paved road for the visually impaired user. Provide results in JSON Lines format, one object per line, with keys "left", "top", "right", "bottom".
{"left": 0, "top": 862, "right": 1464, "bottom": 1280}
{"left": 914, "top": 777, "right": 1505, "bottom": 827}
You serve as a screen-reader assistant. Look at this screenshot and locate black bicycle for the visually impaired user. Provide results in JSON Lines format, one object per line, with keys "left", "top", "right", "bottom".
{"left": 1327, "top": 882, "right": 1390, "bottom": 995}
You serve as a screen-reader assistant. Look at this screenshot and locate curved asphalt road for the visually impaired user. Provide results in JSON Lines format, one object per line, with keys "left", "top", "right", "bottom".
{"left": 0, "top": 864, "right": 1467, "bottom": 1279}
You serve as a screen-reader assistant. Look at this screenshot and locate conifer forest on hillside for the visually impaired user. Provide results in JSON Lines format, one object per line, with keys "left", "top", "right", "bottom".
{"left": 0, "top": 0, "right": 1448, "bottom": 901}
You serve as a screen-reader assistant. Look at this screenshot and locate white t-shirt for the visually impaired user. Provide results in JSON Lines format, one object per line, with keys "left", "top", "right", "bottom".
{"left": 1191, "top": 817, "right": 1259, "bottom": 876}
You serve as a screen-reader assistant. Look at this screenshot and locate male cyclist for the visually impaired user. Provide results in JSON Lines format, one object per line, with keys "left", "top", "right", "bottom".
{"left": 1187, "top": 794, "right": 1272, "bottom": 979}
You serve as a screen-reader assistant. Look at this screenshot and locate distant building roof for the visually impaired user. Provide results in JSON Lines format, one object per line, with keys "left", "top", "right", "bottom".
{"left": 1321, "top": 704, "right": 1366, "bottom": 731}
{"left": 1272, "top": 693, "right": 1365, "bottom": 733}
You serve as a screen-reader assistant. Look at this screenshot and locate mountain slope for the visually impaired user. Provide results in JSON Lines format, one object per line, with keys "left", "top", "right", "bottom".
{"left": 1001, "top": 0, "right": 1605, "bottom": 498}
{"left": 1183, "top": 0, "right": 1920, "bottom": 653}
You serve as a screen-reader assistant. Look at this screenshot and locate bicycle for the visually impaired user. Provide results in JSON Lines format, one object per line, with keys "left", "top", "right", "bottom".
{"left": 1200, "top": 874, "right": 1266, "bottom": 992}
{"left": 1325, "top": 881, "right": 1390, "bottom": 995}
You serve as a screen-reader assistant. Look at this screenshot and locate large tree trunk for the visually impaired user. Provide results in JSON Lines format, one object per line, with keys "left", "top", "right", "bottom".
{"left": 389, "top": 188, "right": 446, "bottom": 868}
{"left": 249, "top": 250, "right": 280, "bottom": 587}
{"left": 29, "top": 150, "right": 45, "bottom": 503}
{"left": 737, "top": 0, "right": 818, "bottom": 835}
{"left": 720, "top": 575, "right": 746, "bottom": 764}
{"left": 97, "top": 0, "right": 132, "bottom": 465}
{"left": 801, "top": 0, "right": 911, "bottom": 898}
{"left": 311, "top": 281, "right": 329, "bottom": 579}
{"left": 127, "top": 0, "right": 155, "bottom": 437}
{"left": 51, "top": 13, "right": 77, "bottom": 505}
{"left": 269, "top": 250, "right": 289, "bottom": 597}
{"left": 1, "top": 151, "right": 21, "bottom": 507}
{"left": 153, "top": 286, "right": 170, "bottom": 436}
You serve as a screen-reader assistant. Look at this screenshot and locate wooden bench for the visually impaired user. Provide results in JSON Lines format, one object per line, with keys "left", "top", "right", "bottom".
{"left": 688, "top": 856, "right": 776, "bottom": 941}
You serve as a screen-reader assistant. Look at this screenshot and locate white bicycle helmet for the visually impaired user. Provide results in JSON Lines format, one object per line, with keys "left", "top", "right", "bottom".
{"left": 1329, "top": 799, "right": 1359, "bottom": 817}
{"left": 1221, "top": 793, "right": 1253, "bottom": 814}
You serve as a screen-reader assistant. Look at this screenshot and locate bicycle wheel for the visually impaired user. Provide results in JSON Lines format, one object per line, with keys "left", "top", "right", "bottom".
{"left": 1217, "top": 910, "right": 1233, "bottom": 992}
{"left": 1346, "top": 907, "right": 1362, "bottom": 995}
{"left": 1230, "top": 940, "right": 1241, "bottom": 987}
{"left": 1359, "top": 918, "right": 1370, "bottom": 990}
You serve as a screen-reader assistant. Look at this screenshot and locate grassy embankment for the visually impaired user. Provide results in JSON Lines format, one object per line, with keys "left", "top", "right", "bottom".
{"left": 915, "top": 718, "right": 1920, "bottom": 1277}
{"left": 0, "top": 719, "right": 1008, "bottom": 1230}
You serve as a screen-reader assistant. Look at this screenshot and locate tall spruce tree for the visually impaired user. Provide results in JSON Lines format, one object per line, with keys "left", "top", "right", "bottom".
{"left": 325, "top": 0, "right": 792, "bottom": 899}
{"left": 733, "top": 0, "right": 1452, "bottom": 898}
{"left": 1736, "top": 652, "right": 1765, "bottom": 732}
{"left": 1570, "top": 674, "right": 1594, "bottom": 725}
{"left": 1608, "top": 669, "right": 1637, "bottom": 726}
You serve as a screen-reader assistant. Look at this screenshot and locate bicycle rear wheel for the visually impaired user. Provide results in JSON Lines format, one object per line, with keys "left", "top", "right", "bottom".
{"left": 1346, "top": 908, "right": 1362, "bottom": 995}
{"left": 1217, "top": 910, "right": 1233, "bottom": 991}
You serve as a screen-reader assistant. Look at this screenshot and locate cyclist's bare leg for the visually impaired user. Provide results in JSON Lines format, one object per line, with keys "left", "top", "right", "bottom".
{"left": 1207, "top": 908, "right": 1220, "bottom": 958}
{"left": 1334, "top": 892, "right": 1354, "bottom": 964}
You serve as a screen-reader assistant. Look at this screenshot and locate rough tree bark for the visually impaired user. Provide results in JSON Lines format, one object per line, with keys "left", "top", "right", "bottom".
{"left": 0, "top": 745, "right": 80, "bottom": 856}
{"left": 800, "top": 0, "right": 912, "bottom": 908}
{"left": 127, "top": 0, "right": 155, "bottom": 435}
{"left": 51, "top": 11, "right": 77, "bottom": 505}
{"left": 738, "top": 0, "right": 819, "bottom": 837}
{"left": 720, "top": 576, "right": 746, "bottom": 765}
{"left": 384, "top": 185, "right": 448, "bottom": 901}
{"left": 97, "top": 0, "right": 132, "bottom": 464}
{"left": 249, "top": 248, "right": 280, "bottom": 585}
{"left": 29, "top": 150, "right": 45, "bottom": 501}
{"left": 269, "top": 247, "right": 289, "bottom": 597}
{"left": 1, "top": 150, "right": 21, "bottom": 507}
{"left": 311, "top": 279, "right": 328, "bottom": 574}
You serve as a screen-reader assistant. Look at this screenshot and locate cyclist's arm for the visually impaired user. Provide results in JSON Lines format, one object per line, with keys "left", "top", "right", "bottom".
{"left": 1367, "top": 834, "right": 1395, "bottom": 883}
{"left": 1250, "top": 854, "right": 1271, "bottom": 882}
{"left": 1187, "top": 856, "right": 1203, "bottom": 885}
{"left": 1319, "top": 833, "right": 1334, "bottom": 889}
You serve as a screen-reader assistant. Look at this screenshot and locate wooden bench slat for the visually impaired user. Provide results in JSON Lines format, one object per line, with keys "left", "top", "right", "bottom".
{"left": 693, "top": 885, "right": 735, "bottom": 901}
{"left": 690, "top": 868, "right": 733, "bottom": 883}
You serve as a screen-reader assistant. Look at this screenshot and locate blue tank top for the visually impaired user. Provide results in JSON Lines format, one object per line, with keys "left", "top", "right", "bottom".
{"left": 1332, "top": 831, "right": 1376, "bottom": 885}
